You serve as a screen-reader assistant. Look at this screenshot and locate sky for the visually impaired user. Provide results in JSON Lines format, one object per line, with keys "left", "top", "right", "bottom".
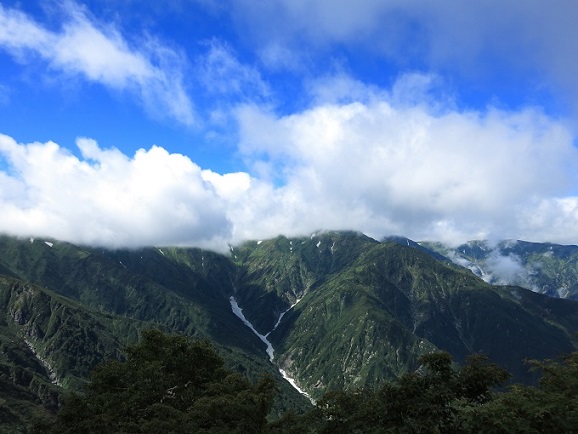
{"left": 1, "top": 0, "right": 578, "bottom": 251}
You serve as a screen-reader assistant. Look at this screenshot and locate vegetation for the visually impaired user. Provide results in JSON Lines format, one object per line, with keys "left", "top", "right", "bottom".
{"left": 41, "top": 330, "right": 277, "bottom": 433}
{"left": 1, "top": 232, "right": 577, "bottom": 430}
{"left": 262, "top": 236, "right": 578, "bottom": 395}
{"left": 38, "top": 331, "right": 578, "bottom": 433}
{"left": 271, "top": 351, "right": 578, "bottom": 433}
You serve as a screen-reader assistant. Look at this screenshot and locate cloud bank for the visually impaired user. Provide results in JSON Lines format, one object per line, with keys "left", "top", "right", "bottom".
{"left": 232, "top": 77, "right": 578, "bottom": 245}
{"left": 0, "top": 3, "right": 577, "bottom": 251}
{"left": 1, "top": 75, "right": 577, "bottom": 250}
{"left": 0, "top": 134, "right": 230, "bottom": 249}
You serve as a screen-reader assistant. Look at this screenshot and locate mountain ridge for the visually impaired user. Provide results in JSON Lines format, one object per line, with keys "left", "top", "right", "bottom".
{"left": 0, "top": 231, "right": 577, "bottom": 431}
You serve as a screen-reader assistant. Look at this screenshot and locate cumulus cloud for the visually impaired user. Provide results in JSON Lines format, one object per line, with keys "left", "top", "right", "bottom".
{"left": 233, "top": 75, "right": 578, "bottom": 244}
{"left": 1, "top": 74, "right": 578, "bottom": 250}
{"left": 0, "top": 2, "right": 195, "bottom": 125}
{"left": 0, "top": 133, "right": 231, "bottom": 250}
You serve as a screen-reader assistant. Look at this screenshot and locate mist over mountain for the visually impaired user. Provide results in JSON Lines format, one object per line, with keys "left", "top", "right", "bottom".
{"left": 1, "top": 231, "right": 577, "bottom": 431}
{"left": 416, "top": 239, "right": 578, "bottom": 301}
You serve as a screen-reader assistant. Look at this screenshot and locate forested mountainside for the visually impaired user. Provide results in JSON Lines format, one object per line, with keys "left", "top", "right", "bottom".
{"left": 418, "top": 238, "right": 578, "bottom": 300}
{"left": 1, "top": 232, "right": 577, "bottom": 431}
{"left": 231, "top": 232, "right": 578, "bottom": 395}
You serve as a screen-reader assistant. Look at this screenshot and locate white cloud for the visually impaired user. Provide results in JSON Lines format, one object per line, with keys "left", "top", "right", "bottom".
{"left": 1, "top": 74, "right": 578, "bottom": 250}
{"left": 234, "top": 75, "right": 578, "bottom": 244}
{"left": 197, "top": 40, "right": 270, "bottom": 101}
{"left": 230, "top": 0, "right": 578, "bottom": 114}
{"left": 0, "top": 2, "right": 195, "bottom": 125}
{"left": 519, "top": 197, "right": 578, "bottom": 244}
{"left": 484, "top": 251, "right": 528, "bottom": 286}
{"left": 0, "top": 133, "right": 230, "bottom": 250}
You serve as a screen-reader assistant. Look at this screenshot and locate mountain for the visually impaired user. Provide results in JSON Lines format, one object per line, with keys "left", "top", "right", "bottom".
{"left": 418, "top": 239, "right": 578, "bottom": 300}
{"left": 1, "top": 232, "right": 577, "bottom": 431}
{"left": 0, "top": 236, "right": 308, "bottom": 432}
{"left": 233, "top": 232, "right": 578, "bottom": 396}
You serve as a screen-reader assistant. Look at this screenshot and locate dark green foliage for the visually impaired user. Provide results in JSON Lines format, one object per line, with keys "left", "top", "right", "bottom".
{"left": 273, "top": 351, "right": 578, "bottom": 434}
{"left": 311, "top": 352, "right": 509, "bottom": 433}
{"left": 461, "top": 352, "right": 578, "bottom": 433}
{"left": 46, "top": 330, "right": 277, "bottom": 433}
{"left": 1, "top": 232, "right": 578, "bottom": 431}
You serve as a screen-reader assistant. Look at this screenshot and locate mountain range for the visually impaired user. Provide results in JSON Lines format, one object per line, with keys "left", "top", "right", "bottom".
{"left": 1, "top": 231, "right": 577, "bottom": 432}
{"left": 417, "top": 238, "right": 578, "bottom": 300}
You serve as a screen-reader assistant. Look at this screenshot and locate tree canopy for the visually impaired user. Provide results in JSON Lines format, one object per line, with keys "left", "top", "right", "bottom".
{"left": 39, "top": 330, "right": 578, "bottom": 433}
{"left": 270, "top": 351, "right": 578, "bottom": 433}
{"left": 43, "top": 330, "right": 276, "bottom": 433}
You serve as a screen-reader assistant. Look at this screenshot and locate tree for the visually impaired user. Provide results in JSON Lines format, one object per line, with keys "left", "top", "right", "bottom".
{"left": 461, "top": 352, "right": 578, "bottom": 433}
{"left": 276, "top": 351, "right": 578, "bottom": 433}
{"left": 274, "top": 352, "right": 510, "bottom": 433}
{"left": 45, "top": 330, "right": 277, "bottom": 433}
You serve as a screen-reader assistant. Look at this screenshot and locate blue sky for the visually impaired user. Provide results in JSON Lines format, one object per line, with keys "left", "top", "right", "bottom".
{"left": 1, "top": 0, "right": 578, "bottom": 250}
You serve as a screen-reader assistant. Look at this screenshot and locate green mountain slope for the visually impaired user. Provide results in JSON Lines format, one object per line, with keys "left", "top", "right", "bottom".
{"left": 231, "top": 231, "right": 376, "bottom": 334}
{"left": 420, "top": 239, "right": 578, "bottom": 300}
{"left": 0, "top": 236, "right": 310, "bottom": 430}
{"left": 234, "top": 235, "right": 578, "bottom": 398}
{"left": 1, "top": 232, "right": 577, "bottom": 427}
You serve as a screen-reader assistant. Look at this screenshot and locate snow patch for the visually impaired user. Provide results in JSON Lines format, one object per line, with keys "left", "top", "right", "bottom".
{"left": 270, "top": 298, "right": 301, "bottom": 333}
{"left": 279, "top": 368, "right": 313, "bottom": 400}
{"left": 230, "top": 297, "right": 274, "bottom": 361}
{"left": 557, "top": 287, "right": 570, "bottom": 298}
{"left": 44, "top": 241, "right": 53, "bottom": 247}
{"left": 229, "top": 296, "right": 313, "bottom": 402}
{"left": 24, "top": 339, "right": 61, "bottom": 386}
{"left": 29, "top": 237, "right": 34, "bottom": 243}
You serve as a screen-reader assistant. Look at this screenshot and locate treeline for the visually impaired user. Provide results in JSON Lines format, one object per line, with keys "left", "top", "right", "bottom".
{"left": 35, "top": 330, "right": 578, "bottom": 433}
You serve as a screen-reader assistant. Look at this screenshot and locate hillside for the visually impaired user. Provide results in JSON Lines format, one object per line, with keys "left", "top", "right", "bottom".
{"left": 0, "top": 232, "right": 577, "bottom": 430}
{"left": 0, "top": 236, "right": 308, "bottom": 432}
{"left": 233, "top": 232, "right": 578, "bottom": 396}
{"left": 419, "top": 239, "right": 578, "bottom": 300}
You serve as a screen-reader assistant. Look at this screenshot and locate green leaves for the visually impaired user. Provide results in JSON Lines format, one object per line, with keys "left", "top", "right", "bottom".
{"left": 46, "top": 330, "right": 277, "bottom": 434}
{"left": 276, "top": 351, "right": 578, "bottom": 434}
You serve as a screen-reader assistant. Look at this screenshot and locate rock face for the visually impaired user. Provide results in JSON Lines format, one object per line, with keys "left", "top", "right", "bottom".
{"left": 0, "top": 232, "right": 577, "bottom": 428}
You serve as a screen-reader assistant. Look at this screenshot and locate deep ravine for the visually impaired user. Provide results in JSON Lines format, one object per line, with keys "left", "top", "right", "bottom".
{"left": 229, "top": 296, "right": 313, "bottom": 402}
